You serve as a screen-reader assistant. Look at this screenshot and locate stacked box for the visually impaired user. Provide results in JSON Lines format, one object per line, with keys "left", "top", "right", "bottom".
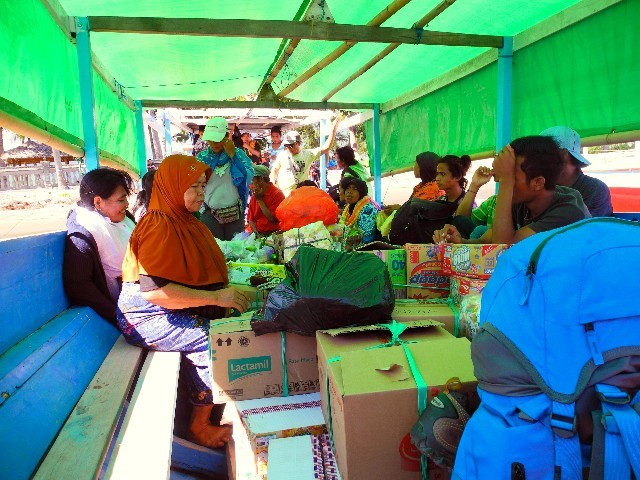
{"left": 232, "top": 393, "right": 326, "bottom": 479}
{"left": 392, "top": 300, "right": 458, "bottom": 337}
{"left": 209, "top": 315, "right": 319, "bottom": 402}
{"left": 361, "top": 249, "right": 407, "bottom": 299}
{"left": 441, "top": 244, "right": 510, "bottom": 279}
{"left": 440, "top": 244, "right": 510, "bottom": 307}
{"left": 405, "top": 244, "right": 450, "bottom": 299}
{"left": 228, "top": 262, "right": 286, "bottom": 284}
{"left": 317, "top": 322, "right": 477, "bottom": 480}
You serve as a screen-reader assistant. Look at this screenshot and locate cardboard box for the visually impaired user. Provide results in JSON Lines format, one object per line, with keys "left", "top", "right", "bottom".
{"left": 230, "top": 283, "right": 268, "bottom": 306}
{"left": 209, "top": 316, "right": 319, "bottom": 402}
{"left": 449, "top": 274, "right": 488, "bottom": 306}
{"left": 441, "top": 244, "right": 510, "bottom": 279}
{"left": 232, "top": 393, "right": 326, "bottom": 478}
{"left": 316, "top": 322, "right": 476, "bottom": 480}
{"left": 361, "top": 249, "right": 407, "bottom": 299}
{"left": 405, "top": 244, "right": 450, "bottom": 299}
{"left": 267, "top": 435, "right": 324, "bottom": 480}
{"left": 392, "top": 300, "right": 458, "bottom": 336}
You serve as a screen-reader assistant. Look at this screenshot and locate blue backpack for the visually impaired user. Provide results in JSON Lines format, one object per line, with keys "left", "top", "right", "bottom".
{"left": 453, "top": 218, "right": 640, "bottom": 480}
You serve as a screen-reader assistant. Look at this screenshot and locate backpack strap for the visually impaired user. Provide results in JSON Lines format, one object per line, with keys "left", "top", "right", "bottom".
{"left": 594, "top": 384, "right": 640, "bottom": 479}
{"left": 551, "top": 401, "right": 582, "bottom": 480}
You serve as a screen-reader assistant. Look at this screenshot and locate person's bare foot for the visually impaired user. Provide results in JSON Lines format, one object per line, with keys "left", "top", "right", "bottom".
{"left": 189, "top": 423, "right": 232, "bottom": 449}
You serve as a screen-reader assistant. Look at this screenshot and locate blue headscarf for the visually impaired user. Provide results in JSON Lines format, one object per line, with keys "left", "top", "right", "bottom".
{"left": 197, "top": 147, "right": 254, "bottom": 211}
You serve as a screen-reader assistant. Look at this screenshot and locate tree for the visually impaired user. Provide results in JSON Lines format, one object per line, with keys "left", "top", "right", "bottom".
{"left": 52, "top": 148, "right": 68, "bottom": 189}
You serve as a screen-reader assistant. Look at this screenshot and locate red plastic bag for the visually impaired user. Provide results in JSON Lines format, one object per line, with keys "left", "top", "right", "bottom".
{"left": 275, "top": 186, "right": 339, "bottom": 231}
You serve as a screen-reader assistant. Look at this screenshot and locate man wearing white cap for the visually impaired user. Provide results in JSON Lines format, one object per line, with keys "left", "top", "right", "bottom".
{"left": 540, "top": 126, "right": 613, "bottom": 216}
{"left": 270, "top": 116, "right": 340, "bottom": 196}
{"left": 196, "top": 117, "right": 254, "bottom": 240}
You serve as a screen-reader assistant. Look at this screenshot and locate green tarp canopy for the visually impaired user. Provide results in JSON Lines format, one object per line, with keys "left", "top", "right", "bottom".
{"left": 1, "top": 0, "right": 638, "bottom": 174}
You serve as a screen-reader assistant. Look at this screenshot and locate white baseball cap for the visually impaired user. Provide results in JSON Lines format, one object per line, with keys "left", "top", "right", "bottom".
{"left": 283, "top": 131, "right": 302, "bottom": 145}
{"left": 540, "top": 126, "right": 591, "bottom": 166}
{"left": 202, "top": 117, "right": 228, "bottom": 142}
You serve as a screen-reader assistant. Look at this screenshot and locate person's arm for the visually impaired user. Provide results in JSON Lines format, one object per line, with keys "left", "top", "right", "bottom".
{"left": 491, "top": 145, "right": 520, "bottom": 244}
{"left": 319, "top": 115, "right": 342, "bottom": 156}
{"left": 270, "top": 155, "right": 281, "bottom": 183}
{"left": 141, "top": 282, "right": 249, "bottom": 312}
{"left": 248, "top": 219, "right": 259, "bottom": 234}
{"left": 432, "top": 224, "right": 493, "bottom": 244}
{"left": 455, "top": 167, "right": 493, "bottom": 218}
{"left": 253, "top": 185, "right": 278, "bottom": 223}
{"left": 63, "top": 233, "right": 117, "bottom": 321}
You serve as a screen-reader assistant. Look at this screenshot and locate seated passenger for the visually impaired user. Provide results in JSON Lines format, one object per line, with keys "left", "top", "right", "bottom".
{"left": 132, "top": 169, "right": 156, "bottom": 222}
{"left": 118, "top": 154, "right": 249, "bottom": 449}
{"left": 247, "top": 165, "right": 285, "bottom": 236}
{"left": 63, "top": 168, "right": 135, "bottom": 324}
{"left": 540, "top": 126, "right": 613, "bottom": 217}
{"left": 379, "top": 151, "right": 442, "bottom": 237}
{"left": 434, "top": 135, "right": 591, "bottom": 245}
{"left": 436, "top": 154, "right": 472, "bottom": 205}
{"left": 452, "top": 166, "right": 496, "bottom": 239}
{"left": 339, "top": 177, "right": 380, "bottom": 243}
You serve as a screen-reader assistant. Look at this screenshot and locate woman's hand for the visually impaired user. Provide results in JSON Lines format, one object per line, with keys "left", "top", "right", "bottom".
{"left": 212, "top": 287, "right": 250, "bottom": 313}
{"left": 433, "top": 224, "right": 462, "bottom": 244}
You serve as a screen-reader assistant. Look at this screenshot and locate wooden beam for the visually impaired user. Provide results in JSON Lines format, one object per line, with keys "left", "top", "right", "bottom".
{"left": 322, "top": 0, "right": 457, "bottom": 101}
{"left": 277, "top": 0, "right": 414, "bottom": 98}
{"left": 141, "top": 100, "right": 373, "bottom": 110}
{"left": 87, "top": 16, "right": 503, "bottom": 48}
{"left": 257, "top": 0, "right": 313, "bottom": 94}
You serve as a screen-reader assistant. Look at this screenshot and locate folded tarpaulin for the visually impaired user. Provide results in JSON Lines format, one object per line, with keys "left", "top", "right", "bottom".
{"left": 252, "top": 246, "right": 394, "bottom": 336}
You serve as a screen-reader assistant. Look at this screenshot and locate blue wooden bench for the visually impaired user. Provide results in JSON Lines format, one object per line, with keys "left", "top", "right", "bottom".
{"left": 0, "top": 232, "right": 225, "bottom": 479}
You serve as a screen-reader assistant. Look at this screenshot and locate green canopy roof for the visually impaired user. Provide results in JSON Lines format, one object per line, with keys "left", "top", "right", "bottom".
{"left": 0, "top": 0, "right": 638, "bottom": 174}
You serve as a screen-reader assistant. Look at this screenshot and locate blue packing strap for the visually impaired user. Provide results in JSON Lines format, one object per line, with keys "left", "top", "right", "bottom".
{"left": 281, "top": 331, "right": 289, "bottom": 397}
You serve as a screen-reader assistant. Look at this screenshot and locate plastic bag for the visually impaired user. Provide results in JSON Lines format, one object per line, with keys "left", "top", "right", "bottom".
{"left": 275, "top": 186, "right": 339, "bottom": 231}
{"left": 251, "top": 246, "right": 395, "bottom": 336}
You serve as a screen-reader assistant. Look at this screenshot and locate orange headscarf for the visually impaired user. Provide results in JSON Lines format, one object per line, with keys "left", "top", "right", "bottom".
{"left": 122, "top": 155, "right": 229, "bottom": 286}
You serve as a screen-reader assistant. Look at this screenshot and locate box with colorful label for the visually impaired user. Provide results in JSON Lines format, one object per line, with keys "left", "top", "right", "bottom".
{"left": 405, "top": 244, "right": 450, "bottom": 299}
{"left": 441, "top": 244, "right": 511, "bottom": 279}
{"left": 449, "top": 274, "right": 488, "bottom": 306}
{"left": 209, "top": 315, "right": 319, "bottom": 402}
{"left": 316, "top": 321, "right": 476, "bottom": 480}
{"left": 361, "top": 249, "right": 407, "bottom": 299}
{"left": 231, "top": 393, "right": 326, "bottom": 479}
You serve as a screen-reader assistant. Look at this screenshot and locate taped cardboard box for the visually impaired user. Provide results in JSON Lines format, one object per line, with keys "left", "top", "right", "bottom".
{"left": 392, "top": 299, "right": 459, "bottom": 337}
{"left": 317, "top": 322, "right": 476, "bottom": 480}
{"left": 228, "top": 262, "right": 286, "bottom": 283}
{"left": 209, "top": 316, "right": 319, "bottom": 403}
{"left": 232, "top": 393, "right": 326, "bottom": 479}
{"left": 361, "top": 249, "right": 407, "bottom": 299}
{"left": 440, "top": 244, "right": 511, "bottom": 279}
{"left": 405, "top": 244, "right": 449, "bottom": 300}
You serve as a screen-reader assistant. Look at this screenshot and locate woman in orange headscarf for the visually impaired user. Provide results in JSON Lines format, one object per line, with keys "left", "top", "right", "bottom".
{"left": 118, "top": 154, "right": 249, "bottom": 449}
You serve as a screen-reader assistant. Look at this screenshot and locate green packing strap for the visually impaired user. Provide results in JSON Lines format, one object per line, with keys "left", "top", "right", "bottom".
{"left": 366, "top": 320, "right": 430, "bottom": 480}
{"left": 281, "top": 331, "right": 289, "bottom": 397}
{"left": 325, "top": 355, "right": 341, "bottom": 453}
{"left": 447, "top": 297, "right": 460, "bottom": 338}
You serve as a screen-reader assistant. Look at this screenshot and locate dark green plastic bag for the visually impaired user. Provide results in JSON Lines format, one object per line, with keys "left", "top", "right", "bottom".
{"left": 251, "top": 246, "right": 394, "bottom": 336}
